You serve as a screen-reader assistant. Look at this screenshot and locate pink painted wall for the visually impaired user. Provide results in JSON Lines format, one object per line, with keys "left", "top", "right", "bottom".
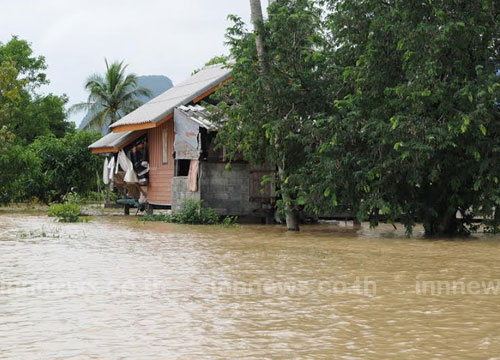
{"left": 147, "top": 120, "right": 174, "bottom": 205}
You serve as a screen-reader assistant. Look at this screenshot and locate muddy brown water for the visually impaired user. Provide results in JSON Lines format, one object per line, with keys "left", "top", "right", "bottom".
{"left": 1, "top": 212, "right": 500, "bottom": 359}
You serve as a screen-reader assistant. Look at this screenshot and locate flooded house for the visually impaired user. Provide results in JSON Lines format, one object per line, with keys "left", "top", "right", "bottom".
{"left": 89, "top": 65, "right": 274, "bottom": 220}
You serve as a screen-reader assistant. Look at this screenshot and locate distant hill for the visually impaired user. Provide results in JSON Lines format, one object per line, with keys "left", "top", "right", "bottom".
{"left": 78, "top": 75, "right": 174, "bottom": 131}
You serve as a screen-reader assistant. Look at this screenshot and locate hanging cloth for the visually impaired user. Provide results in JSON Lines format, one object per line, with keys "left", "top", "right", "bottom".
{"left": 117, "top": 150, "right": 130, "bottom": 173}
{"left": 121, "top": 150, "right": 139, "bottom": 183}
{"left": 124, "top": 167, "right": 139, "bottom": 183}
{"left": 115, "top": 154, "right": 120, "bottom": 174}
{"left": 187, "top": 160, "right": 199, "bottom": 192}
{"left": 108, "top": 156, "right": 115, "bottom": 182}
{"left": 102, "top": 158, "right": 109, "bottom": 185}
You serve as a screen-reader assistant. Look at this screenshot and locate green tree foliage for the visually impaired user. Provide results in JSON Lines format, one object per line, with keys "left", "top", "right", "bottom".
{"left": 217, "top": 0, "right": 500, "bottom": 235}
{"left": 318, "top": 0, "right": 500, "bottom": 235}
{"left": 0, "top": 61, "right": 24, "bottom": 121}
{"left": 25, "top": 131, "right": 102, "bottom": 203}
{"left": 0, "top": 126, "right": 39, "bottom": 204}
{"left": 0, "top": 36, "right": 103, "bottom": 205}
{"left": 71, "top": 59, "right": 152, "bottom": 131}
{"left": 0, "top": 36, "right": 70, "bottom": 143}
{"left": 213, "top": 0, "right": 333, "bottom": 230}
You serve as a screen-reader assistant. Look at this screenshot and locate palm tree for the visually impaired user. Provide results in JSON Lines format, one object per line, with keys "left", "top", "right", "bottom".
{"left": 71, "top": 59, "right": 152, "bottom": 131}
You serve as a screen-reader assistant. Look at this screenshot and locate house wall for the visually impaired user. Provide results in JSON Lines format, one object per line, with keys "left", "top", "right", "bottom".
{"left": 199, "top": 162, "right": 261, "bottom": 216}
{"left": 171, "top": 176, "right": 201, "bottom": 212}
{"left": 147, "top": 120, "right": 175, "bottom": 205}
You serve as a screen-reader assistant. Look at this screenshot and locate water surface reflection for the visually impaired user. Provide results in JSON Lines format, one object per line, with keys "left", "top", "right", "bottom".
{"left": 1, "top": 213, "right": 499, "bottom": 359}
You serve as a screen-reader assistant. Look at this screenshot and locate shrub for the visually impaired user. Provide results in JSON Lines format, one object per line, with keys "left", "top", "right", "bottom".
{"left": 61, "top": 190, "right": 114, "bottom": 205}
{"left": 47, "top": 203, "right": 80, "bottom": 222}
{"left": 174, "top": 199, "right": 220, "bottom": 225}
{"left": 140, "top": 200, "right": 221, "bottom": 225}
{"left": 222, "top": 216, "right": 239, "bottom": 227}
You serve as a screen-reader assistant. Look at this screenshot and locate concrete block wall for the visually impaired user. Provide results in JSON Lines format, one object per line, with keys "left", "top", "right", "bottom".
{"left": 171, "top": 176, "right": 201, "bottom": 213}
{"left": 199, "top": 162, "right": 261, "bottom": 216}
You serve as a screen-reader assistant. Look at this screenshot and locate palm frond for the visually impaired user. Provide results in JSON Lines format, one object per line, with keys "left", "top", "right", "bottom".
{"left": 68, "top": 102, "right": 95, "bottom": 115}
{"left": 83, "top": 107, "right": 111, "bottom": 130}
{"left": 79, "top": 59, "right": 153, "bottom": 133}
{"left": 121, "top": 99, "right": 143, "bottom": 114}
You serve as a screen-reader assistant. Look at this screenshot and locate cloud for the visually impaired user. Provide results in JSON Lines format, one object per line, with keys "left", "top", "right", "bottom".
{"left": 0, "top": 0, "right": 252, "bottom": 125}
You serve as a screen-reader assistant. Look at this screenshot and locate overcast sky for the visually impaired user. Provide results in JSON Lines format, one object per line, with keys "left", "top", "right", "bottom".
{"left": 0, "top": 0, "right": 253, "bottom": 126}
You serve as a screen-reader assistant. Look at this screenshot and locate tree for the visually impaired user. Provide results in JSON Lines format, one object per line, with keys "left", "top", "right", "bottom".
{"left": 319, "top": 0, "right": 500, "bottom": 235}
{"left": 0, "top": 36, "right": 99, "bottom": 205}
{"left": 0, "top": 60, "right": 24, "bottom": 124}
{"left": 0, "top": 126, "right": 39, "bottom": 204}
{"left": 71, "top": 59, "right": 152, "bottom": 131}
{"left": 214, "top": 0, "right": 332, "bottom": 231}
{"left": 25, "top": 131, "right": 102, "bottom": 203}
{"left": 0, "top": 36, "right": 70, "bottom": 143}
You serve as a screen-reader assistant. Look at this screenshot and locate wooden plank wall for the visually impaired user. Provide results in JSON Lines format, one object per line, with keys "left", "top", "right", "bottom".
{"left": 249, "top": 164, "right": 276, "bottom": 203}
{"left": 147, "top": 120, "right": 174, "bottom": 205}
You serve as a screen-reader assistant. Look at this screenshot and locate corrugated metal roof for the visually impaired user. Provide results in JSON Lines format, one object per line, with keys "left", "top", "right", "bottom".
{"left": 88, "top": 130, "right": 146, "bottom": 150}
{"left": 109, "top": 65, "right": 231, "bottom": 129}
{"left": 176, "top": 105, "right": 217, "bottom": 130}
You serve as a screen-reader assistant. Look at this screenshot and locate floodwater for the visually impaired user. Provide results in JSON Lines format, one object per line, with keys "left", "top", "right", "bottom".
{"left": 1, "top": 212, "right": 500, "bottom": 359}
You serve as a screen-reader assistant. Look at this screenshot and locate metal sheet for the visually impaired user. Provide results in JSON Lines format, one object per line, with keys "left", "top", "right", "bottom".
{"left": 174, "top": 108, "right": 201, "bottom": 159}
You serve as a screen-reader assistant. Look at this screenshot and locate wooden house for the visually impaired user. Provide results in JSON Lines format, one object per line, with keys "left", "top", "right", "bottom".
{"left": 89, "top": 65, "right": 274, "bottom": 220}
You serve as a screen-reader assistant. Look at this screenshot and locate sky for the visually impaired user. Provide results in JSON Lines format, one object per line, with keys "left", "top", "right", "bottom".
{"left": 0, "top": 0, "right": 253, "bottom": 126}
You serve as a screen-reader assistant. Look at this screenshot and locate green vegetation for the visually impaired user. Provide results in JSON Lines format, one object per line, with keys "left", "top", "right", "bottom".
{"left": 0, "top": 36, "right": 70, "bottom": 143}
{"left": 141, "top": 200, "right": 238, "bottom": 226}
{"left": 214, "top": 0, "right": 333, "bottom": 231}
{"left": 214, "top": 0, "right": 500, "bottom": 235}
{"left": 47, "top": 203, "right": 81, "bottom": 223}
{"left": 62, "top": 191, "right": 117, "bottom": 205}
{"left": 174, "top": 199, "right": 220, "bottom": 224}
{"left": 3, "top": 2, "right": 500, "bottom": 237}
{"left": 222, "top": 216, "right": 239, "bottom": 228}
{"left": 0, "top": 36, "right": 104, "bottom": 205}
{"left": 71, "top": 59, "right": 152, "bottom": 130}
{"left": 0, "top": 126, "right": 39, "bottom": 204}
{"left": 27, "top": 131, "right": 102, "bottom": 203}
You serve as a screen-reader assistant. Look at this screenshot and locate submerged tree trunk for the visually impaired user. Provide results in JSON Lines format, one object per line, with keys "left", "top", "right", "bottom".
{"left": 278, "top": 162, "right": 300, "bottom": 231}
{"left": 285, "top": 204, "right": 300, "bottom": 231}
{"left": 424, "top": 207, "right": 462, "bottom": 236}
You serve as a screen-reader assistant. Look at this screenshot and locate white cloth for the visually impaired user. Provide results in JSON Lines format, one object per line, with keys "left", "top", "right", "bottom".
{"left": 117, "top": 150, "right": 139, "bottom": 183}
{"left": 117, "top": 150, "right": 130, "bottom": 173}
{"left": 108, "top": 156, "right": 115, "bottom": 181}
{"left": 102, "top": 158, "right": 109, "bottom": 185}
{"left": 115, "top": 155, "right": 120, "bottom": 174}
{"left": 124, "top": 167, "right": 139, "bottom": 183}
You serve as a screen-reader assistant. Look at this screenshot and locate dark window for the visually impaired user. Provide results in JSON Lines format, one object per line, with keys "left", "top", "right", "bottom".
{"left": 175, "top": 160, "right": 191, "bottom": 176}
